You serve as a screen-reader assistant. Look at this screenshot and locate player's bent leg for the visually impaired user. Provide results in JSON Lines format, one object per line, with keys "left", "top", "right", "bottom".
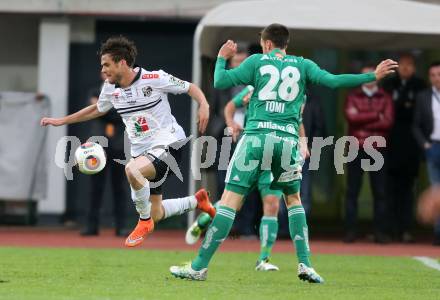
{"left": 125, "top": 156, "right": 157, "bottom": 188}
{"left": 256, "top": 194, "right": 280, "bottom": 271}
{"left": 150, "top": 194, "right": 165, "bottom": 222}
{"left": 171, "top": 189, "right": 244, "bottom": 280}
{"left": 125, "top": 157, "right": 156, "bottom": 247}
{"left": 172, "top": 135, "right": 259, "bottom": 279}
{"left": 195, "top": 189, "right": 216, "bottom": 218}
{"left": 285, "top": 191, "right": 324, "bottom": 283}
{"left": 185, "top": 220, "right": 204, "bottom": 245}
{"left": 185, "top": 212, "right": 211, "bottom": 245}
{"left": 157, "top": 188, "right": 216, "bottom": 223}
{"left": 185, "top": 202, "right": 220, "bottom": 245}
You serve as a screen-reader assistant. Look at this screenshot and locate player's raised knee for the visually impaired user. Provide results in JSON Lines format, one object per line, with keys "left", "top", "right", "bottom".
{"left": 125, "top": 160, "right": 138, "bottom": 181}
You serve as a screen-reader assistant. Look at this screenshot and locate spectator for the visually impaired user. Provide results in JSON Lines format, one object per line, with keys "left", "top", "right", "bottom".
{"left": 343, "top": 64, "right": 394, "bottom": 244}
{"left": 81, "top": 73, "right": 129, "bottom": 237}
{"left": 413, "top": 61, "right": 440, "bottom": 246}
{"left": 382, "top": 53, "right": 426, "bottom": 243}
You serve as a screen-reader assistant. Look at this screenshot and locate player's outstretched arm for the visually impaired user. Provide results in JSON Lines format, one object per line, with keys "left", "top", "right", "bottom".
{"left": 188, "top": 83, "right": 210, "bottom": 134}
{"left": 306, "top": 59, "right": 398, "bottom": 89}
{"left": 40, "top": 103, "right": 106, "bottom": 127}
{"left": 374, "top": 59, "right": 399, "bottom": 81}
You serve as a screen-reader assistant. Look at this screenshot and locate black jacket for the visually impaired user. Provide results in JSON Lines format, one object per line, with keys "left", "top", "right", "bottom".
{"left": 302, "top": 94, "right": 326, "bottom": 149}
{"left": 413, "top": 88, "right": 435, "bottom": 150}
{"left": 382, "top": 75, "right": 426, "bottom": 174}
{"left": 382, "top": 75, "right": 426, "bottom": 124}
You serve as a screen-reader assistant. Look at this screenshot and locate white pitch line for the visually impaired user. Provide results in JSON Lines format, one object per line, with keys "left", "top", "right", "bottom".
{"left": 413, "top": 256, "right": 440, "bottom": 271}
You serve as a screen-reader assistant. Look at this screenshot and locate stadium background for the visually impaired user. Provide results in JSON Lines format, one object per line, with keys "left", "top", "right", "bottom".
{"left": 0, "top": 0, "right": 439, "bottom": 230}
{"left": 1, "top": 1, "right": 440, "bottom": 299}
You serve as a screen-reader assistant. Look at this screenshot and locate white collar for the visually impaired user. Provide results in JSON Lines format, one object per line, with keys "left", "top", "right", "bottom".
{"left": 362, "top": 85, "right": 378, "bottom": 97}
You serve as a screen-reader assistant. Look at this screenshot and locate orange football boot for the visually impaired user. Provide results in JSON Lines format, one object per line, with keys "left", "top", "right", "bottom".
{"left": 125, "top": 218, "right": 154, "bottom": 247}
{"left": 195, "top": 188, "right": 216, "bottom": 218}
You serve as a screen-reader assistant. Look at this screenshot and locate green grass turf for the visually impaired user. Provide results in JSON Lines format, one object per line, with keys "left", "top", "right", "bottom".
{"left": 0, "top": 247, "right": 439, "bottom": 300}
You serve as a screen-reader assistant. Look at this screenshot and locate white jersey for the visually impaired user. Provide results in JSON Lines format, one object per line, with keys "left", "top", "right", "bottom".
{"left": 97, "top": 67, "right": 189, "bottom": 157}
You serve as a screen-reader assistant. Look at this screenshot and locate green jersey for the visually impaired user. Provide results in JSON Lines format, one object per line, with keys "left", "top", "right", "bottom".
{"left": 231, "top": 85, "right": 253, "bottom": 127}
{"left": 214, "top": 49, "right": 376, "bottom": 137}
{"left": 232, "top": 85, "right": 253, "bottom": 108}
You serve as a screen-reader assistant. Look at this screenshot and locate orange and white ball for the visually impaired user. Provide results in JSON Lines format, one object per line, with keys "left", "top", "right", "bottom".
{"left": 74, "top": 142, "right": 106, "bottom": 175}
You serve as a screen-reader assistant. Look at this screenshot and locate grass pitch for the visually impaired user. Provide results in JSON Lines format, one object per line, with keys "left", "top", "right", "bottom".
{"left": 0, "top": 247, "right": 439, "bottom": 300}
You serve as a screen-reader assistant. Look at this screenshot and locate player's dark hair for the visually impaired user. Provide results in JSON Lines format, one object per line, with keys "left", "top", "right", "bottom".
{"left": 100, "top": 36, "right": 137, "bottom": 67}
{"left": 429, "top": 61, "right": 440, "bottom": 70}
{"left": 260, "top": 23, "right": 290, "bottom": 49}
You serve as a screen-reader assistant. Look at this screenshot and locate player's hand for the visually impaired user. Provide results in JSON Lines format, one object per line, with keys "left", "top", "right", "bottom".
{"left": 40, "top": 117, "right": 65, "bottom": 127}
{"left": 218, "top": 40, "right": 237, "bottom": 60}
{"left": 242, "top": 92, "right": 252, "bottom": 105}
{"left": 226, "top": 121, "right": 243, "bottom": 142}
{"left": 299, "top": 137, "right": 310, "bottom": 159}
{"left": 374, "top": 59, "right": 398, "bottom": 81}
{"left": 197, "top": 103, "right": 209, "bottom": 134}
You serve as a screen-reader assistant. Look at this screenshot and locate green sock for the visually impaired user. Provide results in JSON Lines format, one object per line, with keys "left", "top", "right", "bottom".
{"left": 288, "top": 205, "right": 311, "bottom": 267}
{"left": 197, "top": 213, "right": 212, "bottom": 230}
{"left": 196, "top": 201, "right": 219, "bottom": 230}
{"left": 191, "top": 206, "right": 236, "bottom": 270}
{"left": 258, "top": 216, "right": 278, "bottom": 262}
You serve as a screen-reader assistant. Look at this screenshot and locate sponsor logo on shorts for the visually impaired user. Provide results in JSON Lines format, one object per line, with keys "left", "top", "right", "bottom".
{"left": 277, "top": 170, "right": 301, "bottom": 182}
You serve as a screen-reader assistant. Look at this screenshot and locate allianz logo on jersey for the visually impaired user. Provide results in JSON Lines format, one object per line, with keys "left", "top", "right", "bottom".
{"left": 257, "top": 121, "right": 295, "bottom": 134}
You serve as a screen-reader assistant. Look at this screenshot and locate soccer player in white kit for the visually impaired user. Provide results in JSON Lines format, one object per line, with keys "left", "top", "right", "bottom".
{"left": 41, "top": 36, "right": 216, "bottom": 247}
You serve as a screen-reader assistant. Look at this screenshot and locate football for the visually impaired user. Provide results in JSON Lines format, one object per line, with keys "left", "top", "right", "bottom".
{"left": 74, "top": 142, "right": 107, "bottom": 175}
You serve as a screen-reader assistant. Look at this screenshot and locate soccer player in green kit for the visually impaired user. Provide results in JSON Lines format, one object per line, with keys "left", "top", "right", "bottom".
{"left": 185, "top": 85, "right": 287, "bottom": 272}
{"left": 170, "top": 23, "right": 398, "bottom": 282}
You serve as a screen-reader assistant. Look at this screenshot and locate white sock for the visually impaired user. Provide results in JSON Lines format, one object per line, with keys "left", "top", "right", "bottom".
{"left": 130, "top": 180, "right": 151, "bottom": 219}
{"left": 162, "top": 196, "right": 197, "bottom": 219}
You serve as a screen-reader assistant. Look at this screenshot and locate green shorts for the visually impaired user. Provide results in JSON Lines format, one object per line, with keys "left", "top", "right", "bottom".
{"left": 256, "top": 171, "right": 284, "bottom": 199}
{"left": 225, "top": 133, "right": 302, "bottom": 196}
